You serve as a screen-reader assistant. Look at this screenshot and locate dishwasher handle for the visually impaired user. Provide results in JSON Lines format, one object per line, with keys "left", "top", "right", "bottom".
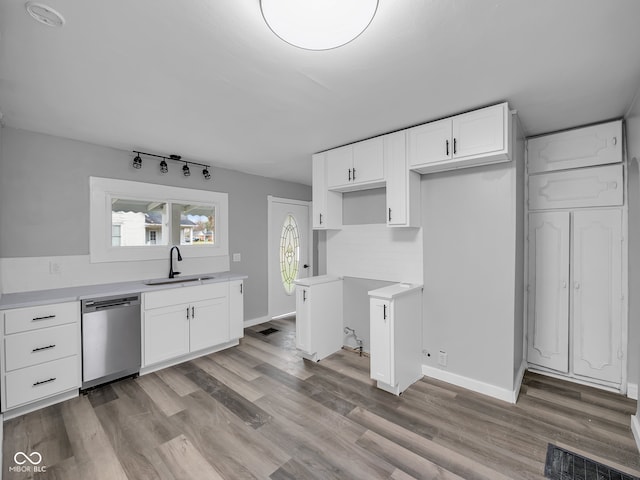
{"left": 82, "top": 294, "right": 141, "bottom": 313}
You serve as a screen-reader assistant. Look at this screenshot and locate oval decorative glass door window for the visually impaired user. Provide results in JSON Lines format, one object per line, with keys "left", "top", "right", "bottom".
{"left": 279, "top": 214, "right": 300, "bottom": 295}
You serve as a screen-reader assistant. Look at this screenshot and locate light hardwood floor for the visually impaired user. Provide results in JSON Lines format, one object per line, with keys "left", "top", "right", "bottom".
{"left": 3, "top": 316, "right": 639, "bottom": 479}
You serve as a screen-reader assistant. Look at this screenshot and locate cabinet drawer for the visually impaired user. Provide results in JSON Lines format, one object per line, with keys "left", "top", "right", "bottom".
{"left": 528, "top": 120, "right": 622, "bottom": 174}
{"left": 528, "top": 164, "right": 623, "bottom": 210}
{"left": 4, "top": 301, "right": 79, "bottom": 335}
{"left": 144, "top": 282, "right": 228, "bottom": 310}
{"left": 4, "top": 355, "right": 79, "bottom": 410}
{"left": 5, "top": 323, "right": 79, "bottom": 372}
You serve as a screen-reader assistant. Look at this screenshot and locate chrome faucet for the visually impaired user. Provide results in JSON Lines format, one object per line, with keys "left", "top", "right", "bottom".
{"left": 169, "top": 246, "right": 183, "bottom": 278}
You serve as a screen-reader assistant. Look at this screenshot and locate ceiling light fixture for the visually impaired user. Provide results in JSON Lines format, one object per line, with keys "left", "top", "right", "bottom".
{"left": 260, "top": 0, "right": 378, "bottom": 51}
{"left": 25, "top": 2, "right": 65, "bottom": 28}
{"left": 130, "top": 151, "right": 212, "bottom": 180}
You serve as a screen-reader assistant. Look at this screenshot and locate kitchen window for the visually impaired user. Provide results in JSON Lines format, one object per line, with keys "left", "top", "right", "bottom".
{"left": 90, "top": 177, "right": 228, "bottom": 263}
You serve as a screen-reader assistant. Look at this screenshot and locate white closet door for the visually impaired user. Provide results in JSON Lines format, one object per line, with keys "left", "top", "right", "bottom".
{"left": 527, "top": 212, "right": 570, "bottom": 372}
{"left": 572, "top": 209, "right": 622, "bottom": 384}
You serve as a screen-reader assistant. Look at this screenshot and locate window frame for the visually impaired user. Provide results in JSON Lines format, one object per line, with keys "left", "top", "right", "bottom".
{"left": 90, "top": 177, "right": 228, "bottom": 263}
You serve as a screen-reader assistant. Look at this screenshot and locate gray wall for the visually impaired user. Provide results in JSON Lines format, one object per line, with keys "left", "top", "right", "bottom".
{"left": 625, "top": 94, "right": 640, "bottom": 406}
{"left": 421, "top": 160, "right": 520, "bottom": 392}
{"left": 0, "top": 127, "right": 311, "bottom": 321}
{"left": 342, "top": 188, "right": 386, "bottom": 225}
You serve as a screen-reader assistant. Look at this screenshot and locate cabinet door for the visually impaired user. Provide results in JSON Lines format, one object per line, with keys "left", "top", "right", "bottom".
{"left": 407, "top": 118, "right": 452, "bottom": 167}
{"left": 528, "top": 120, "right": 622, "bottom": 174}
{"left": 527, "top": 212, "right": 570, "bottom": 373}
{"left": 229, "top": 280, "right": 244, "bottom": 340}
{"left": 295, "top": 287, "right": 311, "bottom": 353}
{"left": 572, "top": 209, "right": 622, "bottom": 384}
{"left": 144, "top": 304, "right": 190, "bottom": 366}
{"left": 385, "top": 131, "right": 407, "bottom": 226}
{"left": 352, "top": 137, "right": 384, "bottom": 185}
{"left": 190, "top": 296, "right": 229, "bottom": 352}
{"left": 370, "top": 298, "right": 392, "bottom": 384}
{"left": 452, "top": 103, "right": 505, "bottom": 159}
{"left": 326, "top": 145, "right": 353, "bottom": 189}
{"left": 312, "top": 153, "right": 328, "bottom": 229}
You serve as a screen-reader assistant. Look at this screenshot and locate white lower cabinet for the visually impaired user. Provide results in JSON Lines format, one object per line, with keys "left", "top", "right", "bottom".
{"left": 142, "top": 281, "right": 242, "bottom": 369}
{"left": 527, "top": 209, "right": 623, "bottom": 386}
{"left": 229, "top": 280, "right": 244, "bottom": 340}
{"left": 294, "top": 276, "right": 343, "bottom": 361}
{"left": 369, "top": 284, "right": 422, "bottom": 395}
{"left": 1, "top": 301, "right": 81, "bottom": 413}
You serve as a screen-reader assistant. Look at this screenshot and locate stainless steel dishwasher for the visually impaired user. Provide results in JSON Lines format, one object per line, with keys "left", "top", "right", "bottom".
{"left": 81, "top": 293, "right": 141, "bottom": 390}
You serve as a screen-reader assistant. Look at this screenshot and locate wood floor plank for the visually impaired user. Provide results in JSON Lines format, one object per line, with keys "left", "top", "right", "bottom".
{"left": 136, "top": 373, "right": 186, "bottom": 417}
{"left": 206, "top": 349, "right": 263, "bottom": 381}
{"left": 157, "top": 434, "right": 225, "bottom": 480}
{"left": 186, "top": 365, "right": 271, "bottom": 429}
{"left": 59, "top": 396, "right": 129, "bottom": 480}
{"left": 192, "top": 355, "right": 265, "bottom": 402}
{"left": 348, "top": 406, "right": 517, "bottom": 480}
{"left": 154, "top": 366, "right": 201, "bottom": 397}
{"left": 237, "top": 341, "right": 314, "bottom": 380}
{"left": 356, "top": 429, "right": 468, "bottom": 480}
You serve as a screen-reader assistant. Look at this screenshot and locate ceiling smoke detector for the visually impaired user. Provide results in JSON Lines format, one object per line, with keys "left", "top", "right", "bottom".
{"left": 25, "top": 2, "right": 65, "bottom": 28}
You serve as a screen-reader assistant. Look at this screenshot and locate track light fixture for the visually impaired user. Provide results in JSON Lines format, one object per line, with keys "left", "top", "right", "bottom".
{"left": 131, "top": 151, "right": 212, "bottom": 180}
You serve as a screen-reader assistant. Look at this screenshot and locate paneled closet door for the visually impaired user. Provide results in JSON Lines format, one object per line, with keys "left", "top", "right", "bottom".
{"left": 572, "top": 209, "right": 622, "bottom": 384}
{"left": 527, "top": 212, "right": 570, "bottom": 373}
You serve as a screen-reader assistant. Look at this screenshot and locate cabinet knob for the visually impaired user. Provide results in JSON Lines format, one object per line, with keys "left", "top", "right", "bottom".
{"left": 562, "top": 281, "right": 567, "bottom": 288}
{"left": 574, "top": 282, "right": 581, "bottom": 290}
{"left": 613, "top": 136, "right": 617, "bottom": 146}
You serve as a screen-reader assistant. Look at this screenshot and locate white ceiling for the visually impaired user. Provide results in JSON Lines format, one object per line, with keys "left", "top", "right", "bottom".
{"left": 1, "top": 0, "right": 640, "bottom": 185}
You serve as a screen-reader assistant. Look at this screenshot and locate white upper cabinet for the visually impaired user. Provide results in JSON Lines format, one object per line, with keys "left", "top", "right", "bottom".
{"left": 409, "top": 102, "right": 511, "bottom": 174}
{"left": 408, "top": 118, "right": 453, "bottom": 167}
{"left": 384, "top": 131, "right": 420, "bottom": 227}
{"left": 528, "top": 120, "right": 622, "bottom": 174}
{"left": 327, "top": 137, "right": 385, "bottom": 192}
{"left": 312, "top": 153, "right": 342, "bottom": 230}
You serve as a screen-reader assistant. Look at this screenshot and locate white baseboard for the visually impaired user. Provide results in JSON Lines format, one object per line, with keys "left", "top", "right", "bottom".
{"left": 628, "top": 383, "right": 638, "bottom": 400}
{"left": 631, "top": 415, "right": 640, "bottom": 454}
{"left": 243, "top": 315, "right": 271, "bottom": 328}
{"left": 422, "top": 364, "right": 519, "bottom": 404}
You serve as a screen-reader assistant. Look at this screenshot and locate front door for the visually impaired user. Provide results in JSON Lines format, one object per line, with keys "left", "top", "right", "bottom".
{"left": 268, "top": 197, "right": 311, "bottom": 318}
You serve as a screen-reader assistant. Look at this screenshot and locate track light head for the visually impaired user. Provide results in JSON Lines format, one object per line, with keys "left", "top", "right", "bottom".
{"left": 132, "top": 154, "right": 142, "bottom": 169}
{"left": 202, "top": 168, "right": 211, "bottom": 180}
{"left": 182, "top": 164, "right": 191, "bottom": 177}
{"left": 160, "top": 160, "right": 168, "bottom": 173}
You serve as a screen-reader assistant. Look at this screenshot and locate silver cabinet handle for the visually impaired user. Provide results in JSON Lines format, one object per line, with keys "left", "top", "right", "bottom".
{"left": 383, "top": 304, "right": 387, "bottom": 320}
{"left": 352, "top": 168, "right": 356, "bottom": 181}
{"left": 192, "top": 306, "right": 195, "bottom": 319}
{"left": 186, "top": 307, "right": 190, "bottom": 320}
{"left": 348, "top": 168, "right": 352, "bottom": 181}
{"left": 446, "top": 139, "right": 449, "bottom": 156}
{"left": 303, "top": 290, "right": 307, "bottom": 302}
{"left": 613, "top": 136, "right": 617, "bottom": 146}
{"left": 33, "top": 377, "right": 56, "bottom": 387}
{"left": 32, "top": 344, "right": 56, "bottom": 353}
{"left": 240, "top": 283, "right": 243, "bottom": 294}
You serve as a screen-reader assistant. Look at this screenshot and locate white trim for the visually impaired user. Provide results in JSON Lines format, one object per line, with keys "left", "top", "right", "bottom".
{"left": 267, "top": 195, "right": 312, "bottom": 318}
{"left": 243, "top": 315, "right": 271, "bottom": 328}
{"left": 628, "top": 382, "right": 638, "bottom": 400}
{"left": 90, "top": 177, "right": 229, "bottom": 263}
{"left": 422, "top": 364, "right": 519, "bottom": 404}
{"left": 632, "top": 415, "right": 640, "bottom": 454}
{"left": 513, "top": 360, "right": 527, "bottom": 402}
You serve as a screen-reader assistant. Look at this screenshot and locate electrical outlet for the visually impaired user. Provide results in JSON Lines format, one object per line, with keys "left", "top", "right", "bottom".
{"left": 49, "top": 261, "right": 62, "bottom": 275}
{"left": 232, "top": 253, "right": 241, "bottom": 262}
{"left": 438, "top": 350, "right": 447, "bottom": 367}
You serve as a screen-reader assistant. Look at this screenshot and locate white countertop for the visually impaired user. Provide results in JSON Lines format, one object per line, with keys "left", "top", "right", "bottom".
{"left": 368, "top": 283, "right": 423, "bottom": 299}
{"left": 0, "top": 272, "right": 248, "bottom": 310}
{"left": 294, "top": 275, "right": 342, "bottom": 287}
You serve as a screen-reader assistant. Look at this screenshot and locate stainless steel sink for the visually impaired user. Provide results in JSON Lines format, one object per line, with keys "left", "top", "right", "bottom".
{"left": 144, "top": 275, "right": 214, "bottom": 286}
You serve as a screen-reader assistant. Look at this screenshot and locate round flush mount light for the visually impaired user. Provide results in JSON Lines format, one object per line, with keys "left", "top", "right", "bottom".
{"left": 260, "top": 0, "right": 378, "bottom": 51}
{"left": 25, "top": 2, "right": 65, "bottom": 28}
